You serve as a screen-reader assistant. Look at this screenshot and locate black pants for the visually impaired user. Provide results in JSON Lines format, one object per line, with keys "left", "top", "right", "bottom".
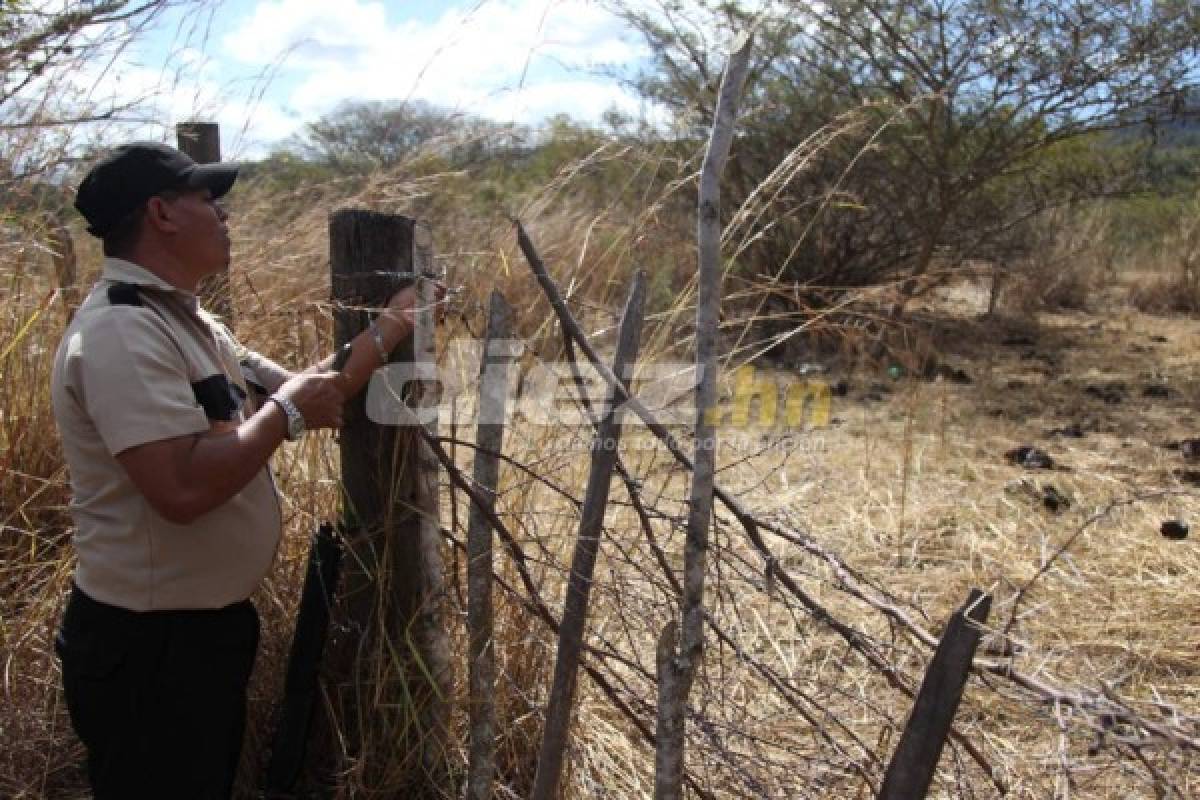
{"left": 56, "top": 585, "right": 259, "bottom": 800}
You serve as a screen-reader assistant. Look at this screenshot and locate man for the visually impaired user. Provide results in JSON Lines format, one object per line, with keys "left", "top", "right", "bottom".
{"left": 50, "top": 141, "right": 420, "bottom": 799}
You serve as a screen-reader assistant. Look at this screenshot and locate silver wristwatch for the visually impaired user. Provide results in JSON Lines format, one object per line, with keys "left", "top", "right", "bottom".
{"left": 269, "top": 395, "right": 306, "bottom": 441}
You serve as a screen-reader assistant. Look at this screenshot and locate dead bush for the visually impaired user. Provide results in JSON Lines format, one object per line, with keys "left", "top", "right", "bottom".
{"left": 1001, "top": 259, "right": 1105, "bottom": 312}
{"left": 1127, "top": 198, "right": 1200, "bottom": 314}
{"left": 1127, "top": 270, "right": 1200, "bottom": 313}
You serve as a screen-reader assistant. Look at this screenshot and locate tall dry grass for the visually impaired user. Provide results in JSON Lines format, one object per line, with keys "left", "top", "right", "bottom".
{"left": 1126, "top": 195, "right": 1200, "bottom": 314}
{"left": 2, "top": 130, "right": 1199, "bottom": 800}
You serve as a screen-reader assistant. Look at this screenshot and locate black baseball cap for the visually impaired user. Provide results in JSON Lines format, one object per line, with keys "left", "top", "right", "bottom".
{"left": 74, "top": 141, "right": 240, "bottom": 237}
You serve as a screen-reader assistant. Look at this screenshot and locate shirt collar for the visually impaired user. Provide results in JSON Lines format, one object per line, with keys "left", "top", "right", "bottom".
{"left": 100, "top": 257, "right": 199, "bottom": 311}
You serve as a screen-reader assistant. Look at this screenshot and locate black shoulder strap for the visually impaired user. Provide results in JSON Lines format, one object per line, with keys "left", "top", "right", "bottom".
{"left": 106, "top": 282, "right": 143, "bottom": 307}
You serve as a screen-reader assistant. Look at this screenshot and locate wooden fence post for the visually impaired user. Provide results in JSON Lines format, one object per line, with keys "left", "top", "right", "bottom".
{"left": 176, "top": 121, "right": 221, "bottom": 163}
{"left": 878, "top": 589, "right": 992, "bottom": 800}
{"left": 175, "top": 121, "right": 233, "bottom": 321}
{"left": 465, "top": 291, "right": 515, "bottom": 800}
{"left": 656, "top": 33, "right": 754, "bottom": 800}
{"left": 530, "top": 271, "right": 648, "bottom": 800}
{"left": 314, "top": 210, "right": 448, "bottom": 795}
{"left": 409, "top": 221, "right": 453, "bottom": 777}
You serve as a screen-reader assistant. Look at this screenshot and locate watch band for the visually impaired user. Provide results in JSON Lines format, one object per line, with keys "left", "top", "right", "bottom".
{"left": 269, "top": 394, "right": 305, "bottom": 441}
{"left": 331, "top": 341, "right": 354, "bottom": 373}
{"left": 368, "top": 321, "right": 389, "bottom": 364}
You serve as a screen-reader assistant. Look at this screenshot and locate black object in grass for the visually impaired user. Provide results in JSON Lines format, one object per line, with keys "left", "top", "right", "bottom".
{"left": 1005, "top": 446, "right": 1054, "bottom": 470}
{"left": 1041, "top": 485, "right": 1070, "bottom": 513}
{"left": 1160, "top": 520, "right": 1189, "bottom": 541}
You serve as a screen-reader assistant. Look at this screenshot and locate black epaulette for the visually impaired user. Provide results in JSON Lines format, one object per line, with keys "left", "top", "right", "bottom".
{"left": 107, "top": 283, "right": 143, "bottom": 307}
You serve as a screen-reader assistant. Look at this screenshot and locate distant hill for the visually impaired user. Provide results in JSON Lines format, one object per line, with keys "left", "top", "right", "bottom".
{"left": 1113, "top": 87, "right": 1200, "bottom": 147}
{"left": 1149, "top": 113, "right": 1200, "bottom": 147}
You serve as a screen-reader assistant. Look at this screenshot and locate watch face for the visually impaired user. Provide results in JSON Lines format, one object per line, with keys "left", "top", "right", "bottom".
{"left": 288, "top": 406, "right": 305, "bottom": 440}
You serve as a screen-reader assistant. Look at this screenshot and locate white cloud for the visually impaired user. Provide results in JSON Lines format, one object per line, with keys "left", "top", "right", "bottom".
{"left": 12, "top": 1, "right": 660, "bottom": 158}
{"left": 44, "top": 38, "right": 296, "bottom": 158}
{"left": 472, "top": 78, "right": 644, "bottom": 124}
{"left": 221, "top": 0, "right": 650, "bottom": 136}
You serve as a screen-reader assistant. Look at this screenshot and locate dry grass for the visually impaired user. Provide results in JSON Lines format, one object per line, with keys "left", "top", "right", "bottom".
{"left": 2, "top": 144, "right": 1200, "bottom": 800}
{"left": 1126, "top": 197, "right": 1200, "bottom": 315}
{"left": 1127, "top": 271, "right": 1200, "bottom": 314}
{"left": 997, "top": 209, "right": 1117, "bottom": 314}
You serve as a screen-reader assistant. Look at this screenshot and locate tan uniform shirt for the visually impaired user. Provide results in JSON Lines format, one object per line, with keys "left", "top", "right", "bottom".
{"left": 51, "top": 258, "right": 289, "bottom": 611}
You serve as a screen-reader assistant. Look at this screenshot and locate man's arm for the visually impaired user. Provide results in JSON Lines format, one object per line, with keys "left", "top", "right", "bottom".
{"left": 271, "top": 286, "right": 421, "bottom": 393}
{"left": 117, "top": 286, "right": 428, "bottom": 524}
{"left": 316, "top": 312, "right": 412, "bottom": 396}
{"left": 117, "top": 403, "right": 288, "bottom": 525}
{"left": 116, "top": 371, "right": 344, "bottom": 524}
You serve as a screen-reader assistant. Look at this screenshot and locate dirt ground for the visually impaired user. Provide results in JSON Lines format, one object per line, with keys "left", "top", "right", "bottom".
{"left": 698, "top": 282, "right": 1200, "bottom": 796}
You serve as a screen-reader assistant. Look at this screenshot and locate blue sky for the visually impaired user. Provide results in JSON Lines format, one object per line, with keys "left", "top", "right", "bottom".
{"left": 106, "top": 0, "right": 655, "bottom": 157}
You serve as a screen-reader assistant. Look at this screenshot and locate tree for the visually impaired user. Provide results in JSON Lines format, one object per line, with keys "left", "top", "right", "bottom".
{"left": 280, "top": 99, "right": 523, "bottom": 174}
{"left": 0, "top": 0, "right": 185, "bottom": 183}
{"left": 616, "top": 0, "right": 1200, "bottom": 342}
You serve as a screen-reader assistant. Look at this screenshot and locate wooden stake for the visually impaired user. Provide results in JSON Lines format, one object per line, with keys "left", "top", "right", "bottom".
{"left": 176, "top": 121, "right": 233, "bottom": 321}
{"left": 656, "top": 32, "right": 754, "bottom": 800}
{"left": 465, "top": 291, "right": 515, "bottom": 800}
{"left": 878, "top": 590, "right": 992, "bottom": 800}
{"left": 410, "top": 221, "right": 453, "bottom": 777}
{"left": 46, "top": 215, "right": 78, "bottom": 324}
{"left": 530, "top": 271, "right": 648, "bottom": 800}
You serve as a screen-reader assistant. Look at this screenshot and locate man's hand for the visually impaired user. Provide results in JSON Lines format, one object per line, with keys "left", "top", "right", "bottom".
{"left": 274, "top": 372, "right": 345, "bottom": 429}
{"left": 310, "top": 280, "right": 449, "bottom": 400}
{"left": 380, "top": 281, "right": 447, "bottom": 334}
{"left": 379, "top": 285, "right": 416, "bottom": 337}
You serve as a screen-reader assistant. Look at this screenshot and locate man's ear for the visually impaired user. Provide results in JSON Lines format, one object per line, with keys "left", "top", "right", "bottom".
{"left": 144, "top": 195, "right": 178, "bottom": 234}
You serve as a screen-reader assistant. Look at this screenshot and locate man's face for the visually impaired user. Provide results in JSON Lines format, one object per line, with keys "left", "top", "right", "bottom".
{"left": 162, "top": 188, "right": 231, "bottom": 278}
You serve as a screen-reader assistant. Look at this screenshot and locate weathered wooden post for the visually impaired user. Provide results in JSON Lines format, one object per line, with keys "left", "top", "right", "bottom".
{"left": 316, "top": 210, "right": 449, "bottom": 795}
{"left": 409, "top": 220, "right": 453, "bottom": 777}
{"left": 176, "top": 120, "right": 221, "bottom": 164}
{"left": 175, "top": 121, "right": 233, "bottom": 321}
{"left": 46, "top": 213, "right": 78, "bottom": 323}
{"left": 655, "top": 33, "right": 754, "bottom": 800}
{"left": 531, "top": 271, "right": 647, "bottom": 800}
{"left": 878, "top": 589, "right": 992, "bottom": 800}
{"left": 465, "top": 291, "right": 515, "bottom": 800}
